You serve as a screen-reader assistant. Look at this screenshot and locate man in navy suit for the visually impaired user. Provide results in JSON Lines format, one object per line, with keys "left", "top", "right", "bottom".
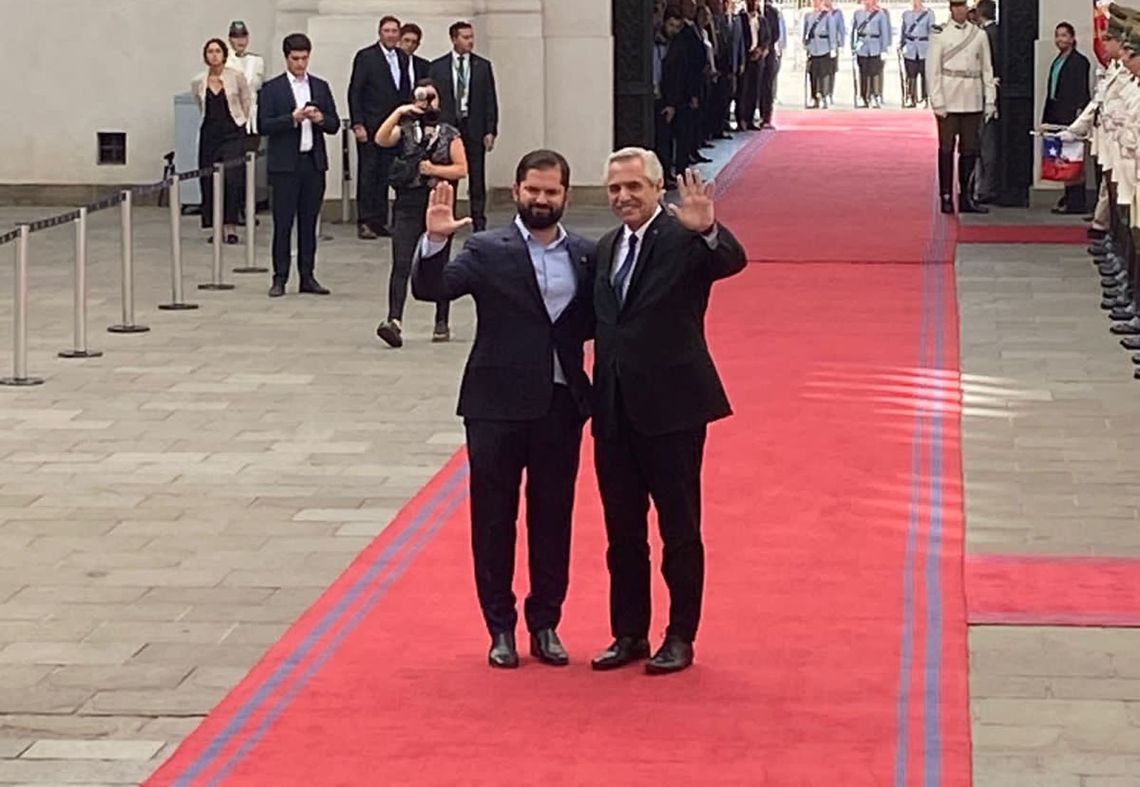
{"left": 411, "top": 151, "right": 595, "bottom": 670}
{"left": 258, "top": 33, "right": 340, "bottom": 298}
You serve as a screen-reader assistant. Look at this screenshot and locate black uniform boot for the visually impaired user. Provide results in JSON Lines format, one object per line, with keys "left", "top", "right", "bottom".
{"left": 938, "top": 150, "right": 955, "bottom": 214}
{"left": 958, "top": 154, "right": 988, "bottom": 214}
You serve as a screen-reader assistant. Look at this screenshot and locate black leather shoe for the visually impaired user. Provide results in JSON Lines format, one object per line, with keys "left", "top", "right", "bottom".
{"left": 299, "top": 279, "right": 330, "bottom": 295}
{"left": 488, "top": 632, "right": 519, "bottom": 669}
{"left": 645, "top": 636, "right": 695, "bottom": 675}
{"left": 376, "top": 319, "right": 403, "bottom": 348}
{"left": 940, "top": 195, "right": 954, "bottom": 215}
{"left": 1122, "top": 336, "right": 1140, "bottom": 350}
{"left": 268, "top": 281, "right": 285, "bottom": 298}
{"left": 591, "top": 637, "right": 651, "bottom": 671}
{"left": 358, "top": 226, "right": 379, "bottom": 240}
{"left": 529, "top": 629, "right": 569, "bottom": 666}
{"left": 959, "top": 196, "right": 988, "bottom": 214}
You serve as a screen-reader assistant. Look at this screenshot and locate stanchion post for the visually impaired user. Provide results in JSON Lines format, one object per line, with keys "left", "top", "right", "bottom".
{"left": 340, "top": 120, "right": 351, "bottom": 224}
{"left": 59, "top": 207, "right": 102, "bottom": 358}
{"left": 108, "top": 190, "right": 150, "bottom": 333}
{"left": 159, "top": 176, "right": 199, "bottom": 311}
{"left": 234, "top": 153, "right": 267, "bottom": 274}
{"left": 199, "top": 163, "right": 235, "bottom": 291}
{"left": 0, "top": 225, "right": 44, "bottom": 386}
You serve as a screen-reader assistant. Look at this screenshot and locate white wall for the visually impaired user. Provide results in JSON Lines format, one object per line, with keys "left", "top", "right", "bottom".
{"left": 0, "top": 0, "right": 275, "bottom": 185}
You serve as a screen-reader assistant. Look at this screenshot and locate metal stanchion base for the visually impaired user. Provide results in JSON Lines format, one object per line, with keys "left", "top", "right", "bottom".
{"left": 0, "top": 376, "right": 45, "bottom": 387}
{"left": 108, "top": 324, "right": 151, "bottom": 333}
{"left": 197, "top": 283, "right": 236, "bottom": 291}
{"left": 233, "top": 266, "right": 269, "bottom": 274}
{"left": 58, "top": 349, "right": 103, "bottom": 359}
{"left": 158, "top": 302, "right": 200, "bottom": 311}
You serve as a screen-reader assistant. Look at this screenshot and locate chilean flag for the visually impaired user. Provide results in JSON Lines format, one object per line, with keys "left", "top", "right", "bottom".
{"left": 1042, "top": 136, "right": 1085, "bottom": 183}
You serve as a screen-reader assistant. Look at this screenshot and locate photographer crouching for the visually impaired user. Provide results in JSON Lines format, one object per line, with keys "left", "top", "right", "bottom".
{"left": 375, "top": 79, "right": 468, "bottom": 347}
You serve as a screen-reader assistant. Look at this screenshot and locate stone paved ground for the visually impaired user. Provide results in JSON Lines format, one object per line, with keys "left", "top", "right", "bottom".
{"left": 957, "top": 219, "right": 1140, "bottom": 787}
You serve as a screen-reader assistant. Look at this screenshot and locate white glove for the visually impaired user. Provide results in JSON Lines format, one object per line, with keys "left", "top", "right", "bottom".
{"left": 1058, "top": 129, "right": 1078, "bottom": 143}
{"left": 881, "top": 52, "right": 889, "bottom": 61}
{"left": 984, "top": 105, "right": 997, "bottom": 123}
{"left": 933, "top": 107, "right": 948, "bottom": 119}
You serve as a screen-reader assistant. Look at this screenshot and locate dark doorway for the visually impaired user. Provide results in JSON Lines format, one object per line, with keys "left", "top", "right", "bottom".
{"left": 612, "top": 0, "right": 655, "bottom": 149}
{"left": 995, "top": 0, "right": 1039, "bottom": 206}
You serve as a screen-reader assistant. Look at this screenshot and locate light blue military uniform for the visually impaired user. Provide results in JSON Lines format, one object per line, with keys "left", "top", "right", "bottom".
{"left": 803, "top": 7, "right": 835, "bottom": 105}
{"left": 851, "top": 6, "right": 892, "bottom": 106}
{"left": 851, "top": 6, "right": 892, "bottom": 56}
{"left": 900, "top": 6, "right": 934, "bottom": 106}
{"left": 900, "top": 7, "right": 934, "bottom": 60}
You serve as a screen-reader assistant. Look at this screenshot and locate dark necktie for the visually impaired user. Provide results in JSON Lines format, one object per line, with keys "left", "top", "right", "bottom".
{"left": 612, "top": 234, "right": 638, "bottom": 306}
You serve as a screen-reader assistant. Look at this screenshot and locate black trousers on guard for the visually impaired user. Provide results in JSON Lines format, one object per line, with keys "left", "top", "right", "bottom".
{"left": 857, "top": 55, "right": 885, "bottom": 104}
{"left": 269, "top": 153, "right": 324, "bottom": 285}
{"left": 466, "top": 386, "right": 583, "bottom": 636}
{"left": 595, "top": 393, "right": 707, "bottom": 644}
{"left": 904, "top": 58, "right": 927, "bottom": 104}
{"left": 457, "top": 119, "right": 488, "bottom": 231}
{"left": 808, "top": 55, "right": 832, "bottom": 100}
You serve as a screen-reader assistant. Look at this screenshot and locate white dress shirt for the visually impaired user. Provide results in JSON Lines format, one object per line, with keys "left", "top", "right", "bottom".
{"left": 380, "top": 44, "right": 402, "bottom": 89}
{"left": 290, "top": 73, "right": 313, "bottom": 152}
{"left": 452, "top": 52, "right": 471, "bottom": 117}
{"left": 612, "top": 205, "right": 721, "bottom": 302}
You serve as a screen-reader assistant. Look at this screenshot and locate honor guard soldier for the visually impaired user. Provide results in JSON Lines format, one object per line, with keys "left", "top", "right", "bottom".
{"left": 927, "top": 0, "right": 996, "bottom": 214}
{"left": 900, "top": 1, "right": 933, "bottom": 107}
{"left": 228, "top": 21, "right": 266, "bottom": 134}
{"left": 852, "top": 0, "right": 892, "bottom": 108}
{"left": 826, "top": 0, "right": 846, "bottom": 104}
{"left": 804, "top": 0, "right": 835, "bottom": 108}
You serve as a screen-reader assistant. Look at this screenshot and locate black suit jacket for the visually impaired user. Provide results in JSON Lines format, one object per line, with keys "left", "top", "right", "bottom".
{"left": 348, "top": 44, "right": 412, "bottom": 132}
{"left": 429, "top": 53, "right": 500, "bottom": 139}
{"left": 983, "top": 21, "right": 1000, "bottom": 83}
{"left": 411, "top": 55, "right": 431, "bottom": 85}
{"left": 592, "top": 213, "right": 747, "bottom": 438}
{"left": 411, "top": 224, "right": 596, "bottom": 421}
{"left": 739, "top": 10, "right": 773, "bottom": 58}
{"left": 257, "top": 73, "right": 340, "bottom": 174}
{"left": 1043, "top": 48, "right": 1091, "bottom": 126}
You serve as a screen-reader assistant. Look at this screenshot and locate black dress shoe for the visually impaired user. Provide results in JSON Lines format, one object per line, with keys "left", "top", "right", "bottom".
{"left": 529, "top": 629, "right": 569, "bottom": 666}
{"left": 959, "top": 196, "right": 988, "bottom": 214}
{"left": 299, "top": 279, "right": 330, "bottom": 295}
{"left": 645, "top": 636, "right": 695, "bottom": 675}
{"left": 1122, "top": 336, "right": 1140, "bottom": 350}
{"left": 357, "top": 226, "right": 379, "bottom": 240}
{"left": 488, "top": 632, "right": 519, "bottom": 669}
{"left": 591, "top": 637, "right": 651, "bottom": 671}
{"left": 376, "top": 319, "right": 403, "bottom": 348}
{"left": 940, "top": 195, "right": 955, "bottom": 215}
{"left": 268, "top": 281, "right": 285, "bottom": 298}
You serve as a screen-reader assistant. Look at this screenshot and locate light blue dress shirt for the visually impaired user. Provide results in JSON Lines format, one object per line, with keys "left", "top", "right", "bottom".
{"left": 514, "top": 216, "right": 577, "bottom": 385}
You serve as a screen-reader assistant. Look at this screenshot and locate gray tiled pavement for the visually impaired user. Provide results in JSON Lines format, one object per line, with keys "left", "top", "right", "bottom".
{"left": 958, "top": 212, "right": 1140, "bottom": 787}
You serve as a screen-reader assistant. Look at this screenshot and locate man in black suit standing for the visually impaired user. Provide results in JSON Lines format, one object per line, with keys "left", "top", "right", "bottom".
{"left": 590, "top": 151, "right": 746, "bottom": 675}
{"left": 973, "top": 0, "right": 1001, "bottom": 204}
{"left": 411, "top": 151, "right": 595, "bottom": 670}
{"left": 430, "top": 21, "right": 499, "bottom": 232}
{"left": 738, "top": 0, "right": 772, "bottom": 131}
{"left": 398, "top": 22, "right": 431, "bottom": 85}
{"left": 348, "top": 16, "right": 412, "bottom": 240}
{"left": 258, "top": 34, "right": 340, "bottom": 298}
{"left": 1043, "top": 22, "right": 1092, "bottom": 214}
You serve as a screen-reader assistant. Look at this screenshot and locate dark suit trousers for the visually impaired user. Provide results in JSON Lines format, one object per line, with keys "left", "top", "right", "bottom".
{"left": 457, "top": 119, "right": 487, "bottom": 231}
{"left": 269, "top": 153, "right": 324, "bottom": 284}
{"left": 739, "top": 60, "right": 761, "bottom": 127}
{"left": 758, "top": 55, "right": 779, "bottom": 123}
{"left": 595, "top": 391, "right": 707, "bottom": 643}
{"left": 389, "top": 186, "right": 450, "bottom": 325}
{"left": 357, "top": 139, "right": 395, "bottom": 231}
{"left": 466, "top": 386, "right": 583, "bottom": 635}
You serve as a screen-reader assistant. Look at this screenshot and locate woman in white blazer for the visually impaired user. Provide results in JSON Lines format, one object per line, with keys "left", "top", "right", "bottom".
{"left": 192, "top": 39, "right": 252, "bottom": 243}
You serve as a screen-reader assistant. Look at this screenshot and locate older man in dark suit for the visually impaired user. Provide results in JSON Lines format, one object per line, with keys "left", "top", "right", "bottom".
{"left": 429, "top": 21, "right": 499, "bottom": 232}
{"left": 1043, "top": 21, "right": 1092, "bottom": 213}
{"left": 259, "top": 33, "right": 340, "bottom": 298}
{"left": 348, "top": 16, "right": 412, "bottom": 239}
{"left": 411, "top": 151, "right": 595, "bottom": 670}
{"left": 590, "top": 152, "right": 747, "bottom": 676}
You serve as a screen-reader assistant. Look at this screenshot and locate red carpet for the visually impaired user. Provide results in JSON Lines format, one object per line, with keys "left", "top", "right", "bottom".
{"left": 967, "top": 554, "right": 1140, "bottom": 626}
{"left": 148, "top": 115, "right": 971, "bottom": 786}
{"left": 956, "top": 225, "right": 1088, "bottom": 245}
{"left": 717, "top": 112, "right": 945, "bottom": 264}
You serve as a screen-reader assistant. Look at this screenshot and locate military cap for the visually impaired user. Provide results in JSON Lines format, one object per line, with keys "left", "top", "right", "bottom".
{"left": 228, "top": 20, "right": 250, "bottom": 37}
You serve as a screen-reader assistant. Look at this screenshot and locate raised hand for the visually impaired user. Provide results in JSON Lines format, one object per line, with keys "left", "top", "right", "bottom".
{"left": 425, "top": 182, "right": 473, "bottom": 240}
{"left": 667, "top": 168, "right": 716, "bottom": 233}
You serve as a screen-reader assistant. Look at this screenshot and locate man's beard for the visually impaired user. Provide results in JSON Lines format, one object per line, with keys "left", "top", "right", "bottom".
{"left": 517, "top": 202, "right": 564, "bottom": 230}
